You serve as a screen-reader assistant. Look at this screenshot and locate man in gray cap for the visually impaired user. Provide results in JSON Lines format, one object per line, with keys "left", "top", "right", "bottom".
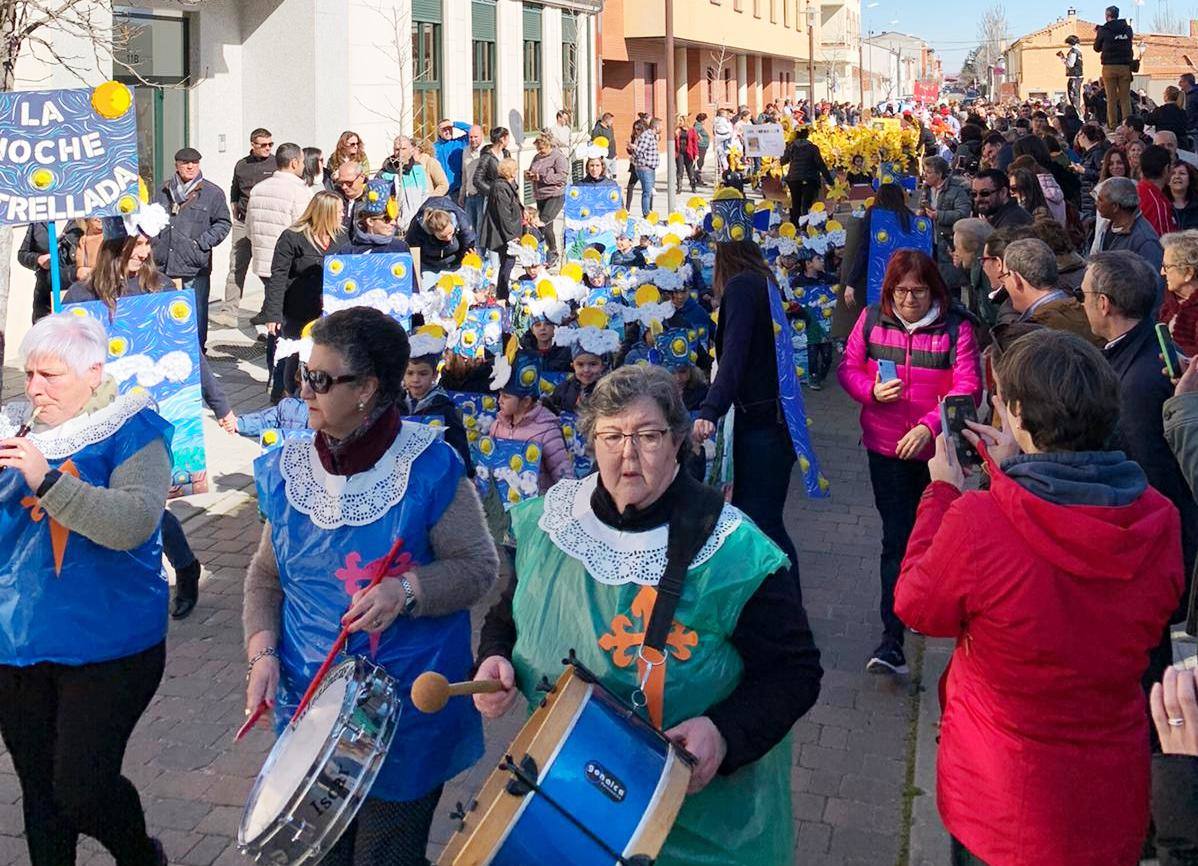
{"left": 152, "top": 146, "right": 232, "bottom": 350}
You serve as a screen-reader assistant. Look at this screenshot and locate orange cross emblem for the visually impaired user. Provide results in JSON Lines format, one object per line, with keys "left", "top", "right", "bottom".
{"left": 598, "top": 585, "right": 698, "bottom": 727}
{"left": 21, "top": 460, "right": 79, "bottom": 576}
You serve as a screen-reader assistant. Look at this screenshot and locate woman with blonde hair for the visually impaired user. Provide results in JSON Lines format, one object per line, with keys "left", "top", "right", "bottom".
{"left": 327, "top": 130, "right": 370, "bottom": 174}
{"left": 253, "top": 191, "right": 346, "bottom": 400}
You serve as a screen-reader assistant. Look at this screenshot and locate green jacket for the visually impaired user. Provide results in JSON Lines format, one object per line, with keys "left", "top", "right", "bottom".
{"left": 1163, "top": 391, "right": 1198, "bottom": 634}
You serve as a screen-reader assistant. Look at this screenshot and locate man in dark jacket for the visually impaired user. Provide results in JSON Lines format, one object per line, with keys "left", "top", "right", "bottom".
{"left": 780, "top": 127, "right": 833, "bottom": 225}
{"left": 920, "top": 156, "right": 972, "bottom": 286}
{"left": 16, "top": 222, "right": 78, "bottom": 322}
{"left": 153, "top": 147, "right": 232, "bottom": 350}
{"left": 405, "top": 196, "right": 477, "bottom": 286}
{"left": 973, "top": 169, "right": 1033, "bottom": 230}
{"left": 1084, "top": 251, "right": 1198, "bottom": 725}
{"left": 1094, "top": 6, "right": 1135, "bottom": 128}
{"left": 1181, "top": 73, "right": 1198, "bottom": 142}
{"left": 220, "top": 128, "right": 275, "bottom": 324}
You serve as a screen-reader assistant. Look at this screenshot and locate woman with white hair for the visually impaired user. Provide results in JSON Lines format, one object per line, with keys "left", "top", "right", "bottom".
{"left": 0, "top": 312, "right": 174, "bottom": 866}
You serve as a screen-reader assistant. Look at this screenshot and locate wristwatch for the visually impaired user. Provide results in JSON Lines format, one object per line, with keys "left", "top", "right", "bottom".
{"left": 399, "top": 575, "right": 418, "bottom": 617}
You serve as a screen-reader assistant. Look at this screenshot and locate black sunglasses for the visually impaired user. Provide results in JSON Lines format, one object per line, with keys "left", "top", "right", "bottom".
{"left": 300, "top": 364, "right": 359, "bottom": 394}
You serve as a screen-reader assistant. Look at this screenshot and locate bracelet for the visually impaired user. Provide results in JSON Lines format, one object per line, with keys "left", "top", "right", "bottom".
{"left": 246, "top": 647, "right": 279, "bottom": 677}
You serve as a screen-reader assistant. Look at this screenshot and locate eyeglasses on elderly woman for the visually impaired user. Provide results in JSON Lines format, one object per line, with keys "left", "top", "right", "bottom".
{"left": 299, "top": 364, "right": 359, "bottom": 394}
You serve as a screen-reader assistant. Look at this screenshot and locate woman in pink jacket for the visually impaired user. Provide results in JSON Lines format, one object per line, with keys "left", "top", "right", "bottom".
{"left": 837, "top": 249, "right": 982, "bottom": 677}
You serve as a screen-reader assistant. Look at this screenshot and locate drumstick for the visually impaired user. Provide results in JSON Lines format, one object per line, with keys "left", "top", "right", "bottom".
{"left": 411, "top": 671, "right": 504, "bottom": 714}
{"left": 234, "top": 701, "right": 270, "bottom": 742}
{"left": 289, "top": 535, "right": 408, "bottom": 726}
{"left": 0, "top": 406, "right": 42, "bottom": 475}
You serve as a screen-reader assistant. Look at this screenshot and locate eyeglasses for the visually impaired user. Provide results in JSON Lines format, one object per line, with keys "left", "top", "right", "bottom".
{"left": 971, "top": 188, "right": 998, "bottom": 198}
{"left": 253, "top": 140, "right": 273, "bottom": 149}
{"left": 300, "top": 364, "right": 359, "bottom": 394}
{"left": 334, "top": 178, "right": 361, "bottom": 188}
{"left": 593, "top": 428, "right": 671, "bottom": 453}
{"left": 891, "top": 287, "right": 930, "bottom": 299}
{"left": 1163, "top": 263, "right": 1190, "bottom": 271}
{"left": 346, "top": 140, "right": 360, "bottom": 147}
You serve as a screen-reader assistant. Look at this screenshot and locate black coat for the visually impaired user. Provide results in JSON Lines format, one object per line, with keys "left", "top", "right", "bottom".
{"left": 1152, "top": 754, "right": 1198, "bottom": 865}
{"left": 479, "top": 179, "right": 522, "bottom": 252}
{"left": 254, "top": 227, "right": 342, "bottom": 327}
{"left": 1147, "top": 103, "right": 1190, "bottom": 146}
{"left": 1105, "top": 318, "right": 1198, "bottom": 585}
{"left": 1176, "top": 200, "right": 1198, "bottom": 231}
{"left": 1093, "top": 18, "right": 1135, "bottom": 66}
{"left": 401, "top": 388, "right": 474, "bottom": 476}
{"left": 17, "top": 222, "right": 79, "bottom": 319}
{"left": 229, "top": 153, "right": 276, "bottom": 221}
{"left": 472, "top": 147, "right": 508, "bottom": 199}
{"left": 404, "top": 196, "right": 478, "bottom": 274}
{"left": 780, "top": 139, "right": 833, "bottom": 185}
{"left": 152, "top": 178, "right": 232, "bottom": 278}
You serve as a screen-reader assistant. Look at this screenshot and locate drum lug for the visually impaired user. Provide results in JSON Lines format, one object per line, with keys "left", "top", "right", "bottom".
{"left": 500, "top": 753, "right": 539, "bottom": 797}
{"left": 448, "top": 798, "right": 478, "bottom": 831}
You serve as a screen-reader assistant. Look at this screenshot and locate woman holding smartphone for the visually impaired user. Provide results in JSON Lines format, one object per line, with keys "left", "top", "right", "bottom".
{"left": 837, "top": 249, "right": 982, "bottom": 677}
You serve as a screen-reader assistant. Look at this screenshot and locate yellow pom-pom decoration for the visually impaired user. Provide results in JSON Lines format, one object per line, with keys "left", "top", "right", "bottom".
{"left": 810, "top": 201, "right": 825, "bottom": 213}
{"left": 536, "top": 279, "right": 558, "bottom": 299}
{"left": 263, "top": 430, "right": 279, "bottom": 446}
{"left": 593, "top": 135, "right": 609, "bottom": 150}
{"left": 582, "top": 247, "right": 602, "bottom": 261}
{"left": 661, "top": 233, "right": 681, "bottom": 248}
{"left": 615, "top": 208, "right": 629, "bottom": 223}
{"left": 91, "top": 81, "right": 132, "bottom": 120}
{"left": 462, "top": 251, "right": 483, "bottom": 269}
{"left": 826, "top": 219, "right": 844, "bottom": 232}
{"left": 712, "top": 187, "right": 745, "bottom": 201}
{"left": 577, "top": 307, "right": 609, "bottom": 329}
{"left": 645, "top": 210, "right": 659, "bottom": 224}
{"left": 779, "top": 222, "right": 797, "bottom": 238}
{"left": 668, "top": 212, "right": 686, "bottom": 225}
{"left": 560, "top": 262, "right": 583, "bottom": 282}
{"left": 386, "top": 199, "right": 399, "bottom": 221}
{"left": 635, "top": 285, "right": 661, "bottom": 306}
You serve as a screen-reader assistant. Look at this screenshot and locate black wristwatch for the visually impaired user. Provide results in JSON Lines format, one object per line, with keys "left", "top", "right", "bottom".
{"left": 37, "top": 470, "right": 62, "bottom": 498}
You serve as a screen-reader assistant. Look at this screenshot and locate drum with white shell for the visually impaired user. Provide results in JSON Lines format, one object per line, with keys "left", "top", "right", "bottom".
{"left": 238, "top": 657, "right": 401, "bottom": 865}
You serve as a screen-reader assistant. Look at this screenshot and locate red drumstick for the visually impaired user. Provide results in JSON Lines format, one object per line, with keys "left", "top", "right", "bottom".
{"left": 288, "top": 536, "right": 409, "bottom": 727}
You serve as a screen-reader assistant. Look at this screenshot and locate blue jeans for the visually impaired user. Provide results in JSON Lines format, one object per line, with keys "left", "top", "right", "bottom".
{"left": 731, "top": 421, "right": 802, "bottom": 602}
{"left": 636, "top": 167, "right": 656, "bottom": 216}
{"left": 464, "top": 194, "right": 484, "bottom": 235}
{"left": 161, "top": 510, "right": 196, "bottom": 571}
{"left": 180, "top": 273, "right": 211, "bottom": 350}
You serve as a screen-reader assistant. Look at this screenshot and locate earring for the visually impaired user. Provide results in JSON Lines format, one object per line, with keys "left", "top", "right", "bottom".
{"left": 357, "top": 400, "right": 366, "bottom": 412}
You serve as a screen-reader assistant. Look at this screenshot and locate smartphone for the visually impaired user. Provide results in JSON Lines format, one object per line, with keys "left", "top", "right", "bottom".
{"left": 939, "top": 395, "right": 981, "bottom": 467}
{"left": 1157, "top": 322, "right": 1182, "bottom": 379}
{"left": 877, "top": 359, "right": 899, "bottom": 382}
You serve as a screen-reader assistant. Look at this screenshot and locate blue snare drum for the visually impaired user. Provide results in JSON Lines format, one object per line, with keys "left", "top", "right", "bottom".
{"left": 438, "top": 661, "right": 693, "bottom": 866}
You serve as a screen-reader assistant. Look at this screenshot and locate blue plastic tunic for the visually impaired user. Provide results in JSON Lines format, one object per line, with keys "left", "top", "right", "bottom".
{"left": 255, "top": 422, "right": 483, "bottom": 803}
{"left": 0, "top": 394, "right": 173, "bottom": 666}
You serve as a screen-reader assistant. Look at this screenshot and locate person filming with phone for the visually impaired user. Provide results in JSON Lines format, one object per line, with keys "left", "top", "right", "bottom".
{"left": 837, "top": 249, "right": 982, "bottom": 677}
{"left": 894, "top": 328, "right": 1185, "bottom": 866}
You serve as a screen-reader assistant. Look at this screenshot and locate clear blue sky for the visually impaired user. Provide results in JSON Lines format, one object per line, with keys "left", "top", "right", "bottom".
{"left": 861, "top": 0, "right": 1175, "bottom": 75}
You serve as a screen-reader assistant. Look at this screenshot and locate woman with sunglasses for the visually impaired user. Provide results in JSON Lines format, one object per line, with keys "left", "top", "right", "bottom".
{"left": 243, "top": 306, "right": 499, "bottom": 866}
{"left": 472, "top": 364, "right": 823, "bottom": 866}
{"left": 837, "top": 249, "right": 982, "bottom": 677}
{"left": 328, "top": 130, "right": 370, "bottom": 176}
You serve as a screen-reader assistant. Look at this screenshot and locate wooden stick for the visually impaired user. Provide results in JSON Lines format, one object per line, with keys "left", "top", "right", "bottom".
{"left": 289, "top": 535, "right": 407, "bottom": 726}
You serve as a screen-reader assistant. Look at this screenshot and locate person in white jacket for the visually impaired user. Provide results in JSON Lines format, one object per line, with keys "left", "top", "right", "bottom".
{"left": 712, "top": 108, "right": 735, "bottom": 174}
{"left": 245, "top": 142, "right": 316, "bottom": 288}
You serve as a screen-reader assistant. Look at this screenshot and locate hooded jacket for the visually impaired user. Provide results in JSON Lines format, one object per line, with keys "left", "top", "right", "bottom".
{"left": 895, "top": 448, "right": 1184, "bottom": 866}
{"left": 1094, "top": 17, "right": 1135, "bottom": 66}
{"left": 404, "top": 196, "right": 477, "bottom": 275}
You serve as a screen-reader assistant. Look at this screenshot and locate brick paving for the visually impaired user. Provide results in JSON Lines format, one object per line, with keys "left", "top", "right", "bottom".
{"left": 0, "top": 338, "right": 916, "bottom": 866}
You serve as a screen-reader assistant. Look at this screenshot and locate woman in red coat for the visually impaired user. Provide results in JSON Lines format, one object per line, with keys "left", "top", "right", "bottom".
{"left": 895, "top": 329, "right": 1185, "bottom": 866}
{"left": 674, "top": 114, "right": 699, "bottom": 195}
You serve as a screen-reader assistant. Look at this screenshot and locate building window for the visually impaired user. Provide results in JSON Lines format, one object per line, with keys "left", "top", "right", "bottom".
{"left": 733, "top": 0, "right": 742, "bottom": 10}
{"left": 523, "top": 4, "right": 542, "bottom": 133}
{"left": 783, "top": 0, "right": 790, "bottom": 26}
{"left": 562, "top": 12, "right": 579, "bottom": 128}
{"left": 411, "top": 20, "right": 441, "bottom": 143}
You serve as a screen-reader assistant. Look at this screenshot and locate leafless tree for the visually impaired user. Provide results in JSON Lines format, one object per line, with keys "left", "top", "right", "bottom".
{"left": 972, "top": 2, "right": 1009, "bottom": 99}
{"left": 708, "top": 41, "right": 734, "bottom": 110}
{"left": 0, "top": 0, "right": 193, "bottom": 349}
{"left": 1150, "top": 0, "right": 1186, "bottom": 33}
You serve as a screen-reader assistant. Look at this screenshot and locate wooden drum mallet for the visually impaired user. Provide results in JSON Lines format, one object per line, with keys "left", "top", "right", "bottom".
{"left": 411, "top": 672, "right": 504, "bottom": 714}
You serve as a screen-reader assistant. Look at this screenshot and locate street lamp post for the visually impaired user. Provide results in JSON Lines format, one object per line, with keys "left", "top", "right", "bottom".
{"left": 665, "top": 0, "right": 676, "bottom": 214}
{"left": 807, "top": 6, "right": 817, "bottom": 105}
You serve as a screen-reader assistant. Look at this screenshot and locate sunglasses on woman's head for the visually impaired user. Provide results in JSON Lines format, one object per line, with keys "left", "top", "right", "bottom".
{"left": 299, "top": 364, "right": 359, "bottom": 394}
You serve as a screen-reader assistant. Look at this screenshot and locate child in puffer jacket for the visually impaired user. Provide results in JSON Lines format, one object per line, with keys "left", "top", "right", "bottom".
{"left": 492, "top": 387, "right": 573, "bottom": 493}
{"left": 237, "top": 396, "right": 309, "bottom": 437}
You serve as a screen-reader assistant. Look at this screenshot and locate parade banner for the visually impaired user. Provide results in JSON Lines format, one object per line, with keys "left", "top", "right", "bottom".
{"left": 472, "top": 436, "right": 542, "bottom": 508}
{"left": 448, "top": 391, "right": 499, "bottom": 447}
{"left": 0, "top": 84, "right": 139, "bottom": 225}
{"left": 874, "top": 160, "right": 918, "bottom": 192}
{"left": 449, "top": 306, "right": 507, "bottom": 359}
{"left": 322, "top": 252, "right": 414, "bottom": 328}
{"left": 866, "top": 209, "right": 933, "bottom": 306}
{"left": 563, "top": 180, "right": 623, "bottom": 263}
{"left": 65, "top": 291, "right": 207, "bottom": 497}
{"left": 557, "top": 410, "right": 594, "bottom": 478}
{"left": 742, "top": 123, "right": 786, "bottom": 158}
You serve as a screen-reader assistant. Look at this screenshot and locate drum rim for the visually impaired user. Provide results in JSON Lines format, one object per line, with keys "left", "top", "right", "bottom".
{"left": 237, "top": 657, "right": 385, "bottom": 851}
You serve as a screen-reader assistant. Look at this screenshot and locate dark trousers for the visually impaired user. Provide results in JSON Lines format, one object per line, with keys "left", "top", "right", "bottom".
{"left": 320, "top": 787, "right": 443, "bottom": 866}
{"left": 495, "top": 250, "right": 516, "bottom": 301}
{"left": 625, "top": 167, "right": 640, "bottom": 210}
{"left": 536, "top": 195, "right": 564, "bottom": 260}
{"left": 788, "top": 179, "right": 822, "bottom": 226}
{"left": 695, "top": 146, "right": 708, "bottom": 184}
{"left": 0, "top": 642, "right": 166, "bottom": 866}
{"left": 179, "top": 274, "right": 211, "bottom": 350}
{"left": 867, "top": 450, "right": 931, "bottom": 646}
{"left": 676, "top": 155, "right": 698, "bottom": 193}
{"left": 808, "top": 341, "right": 834, "bottom": 386}
{"left": 160, "top": 510, "right": 196, "bottom": 571}
{"left": 731, "top": 421, "right": 802, "bottom": 602}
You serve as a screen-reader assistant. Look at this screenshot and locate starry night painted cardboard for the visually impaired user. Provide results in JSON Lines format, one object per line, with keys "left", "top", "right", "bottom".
{"left": 471, "top": 436, "right": 542, "bottom": 508}
{"left": 64, "top": 291, "right": 206, "bottom": 497}
{"left": 557, "top": 410, "right": 594, "bottom": 479}
{"left": 0, "top": 84, "right": 140, "bottom": 225}
{"left": 563, "top": 180, "right": 623, "bottom": 263}
{"left": 865, "top": 209, "right": 933, "bottom": 306}
{"left": 447, "top": 391, "right": 499, "bottom": 447}
{"left": 322, "top": 252, "right": 414, "bottom": 327}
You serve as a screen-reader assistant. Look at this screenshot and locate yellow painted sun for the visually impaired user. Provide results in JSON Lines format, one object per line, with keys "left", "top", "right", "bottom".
{"left": 91, "top": 81, "right": 132, "bottom": 120}
{"left": 479, "top": 437, "right": 495, "bottom": 456}
{"left": 116, "top": 194, "right": 138, "bottom": 214}
{"left": 168, "top": 299, "right": 192, "bottom": 321}
{"left": 108, "top": 336, "right": 129, "bottom": 357}
{"left": 508, "top": 454, "right": 525, "bottom": 471}
{"left": 391, "top": 262, "right": 407, "bottom": 279}
{"left": 342, "top": 279, "right": 358, "bottom": 294}
{"left": 327, "top": 259, "right": 344, "bottom": 276}
{"left": 30, "top": 168, "right": 55, "bottom": 191}
{"left": 524, "top": 443, "right": 541, "bottom": 463}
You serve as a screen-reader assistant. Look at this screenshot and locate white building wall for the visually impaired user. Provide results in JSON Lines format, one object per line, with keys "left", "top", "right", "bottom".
{"left": 495, "top": 0, "right": 526, "bottom": 146}
{"left": 443, "top": 1, "right": 473, "bottom": 123}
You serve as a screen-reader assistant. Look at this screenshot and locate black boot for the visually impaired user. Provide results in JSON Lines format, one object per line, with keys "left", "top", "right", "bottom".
{"left": 170, "top": 560, "right": 200, "bottom": 620}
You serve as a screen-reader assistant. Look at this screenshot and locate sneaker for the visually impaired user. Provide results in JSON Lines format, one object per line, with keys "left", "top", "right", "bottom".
{"left": 866, "top": 641, "right": 908, "bottom": 676}
{"left": 809, "top": 381, "right": 823, "bottom": 391}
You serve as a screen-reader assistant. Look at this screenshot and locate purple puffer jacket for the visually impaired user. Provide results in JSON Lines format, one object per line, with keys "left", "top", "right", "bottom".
{"left": 837, "top": 304, "right": 983, "bottom": 460}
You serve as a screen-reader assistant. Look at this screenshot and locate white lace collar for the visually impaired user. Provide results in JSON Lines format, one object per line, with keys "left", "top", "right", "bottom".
{"left": 0, "top": 391, "right": 154, "bottom": 460}
{"left": 537, "top": 474, "right": 742, "bottom": 586}
{"left": 280, "top": 420, "right": 438, "bottom": 530}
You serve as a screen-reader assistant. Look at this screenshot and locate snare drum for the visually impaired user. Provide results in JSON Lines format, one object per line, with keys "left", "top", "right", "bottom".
{"left": 238, "top": 657, "right": 401, "bottom": 865}
{"left": 438, "top": 662, "right": 692, "bottom": 866}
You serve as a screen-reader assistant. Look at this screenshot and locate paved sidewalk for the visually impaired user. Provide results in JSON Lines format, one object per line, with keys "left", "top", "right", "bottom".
{"left": 0, "top": 341, "right": 917, "bottom": 866}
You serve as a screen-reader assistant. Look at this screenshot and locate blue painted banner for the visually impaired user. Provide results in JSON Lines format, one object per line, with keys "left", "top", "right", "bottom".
{"left": 563, "top": 180, "right": 623, "bottom": 263}
{"left": 873, "top": 161, "right": 917, "bottom": 192}
{"left": 322, "top": 252, "right": 414, "bottom": 327}
{"left": 472, "top": 436, "right": 543, "bottom": 508}
{"left": 448, "top": 391, "right": 499, "bottom": 448}
{"left": 557, "top": 410, "right": 594, "bottom": 479}
{"left": 539, "top": 370, "right": 568, "bottom": 398}
{"left": 865, "top": 209, "right": 933, "bottom": 306}
{"left": 0, "top": 85, "right": 140, "bottom": 225}
{"left": 65, "top": 291, "right": 206, "bottom": 497}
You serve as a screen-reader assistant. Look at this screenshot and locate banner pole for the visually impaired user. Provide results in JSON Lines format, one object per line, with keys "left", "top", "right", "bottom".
{"left": 48, "top": 221, "right": 62, "bottom": 313}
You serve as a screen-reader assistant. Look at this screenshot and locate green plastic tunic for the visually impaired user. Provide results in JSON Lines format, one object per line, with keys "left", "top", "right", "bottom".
{"left": 507, "top": 475, "right": 795, "bottom": 866}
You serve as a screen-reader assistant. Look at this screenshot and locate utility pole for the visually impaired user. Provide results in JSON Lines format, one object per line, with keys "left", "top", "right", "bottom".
{"left": 807, "top": 6, "right": 816, "bottom": 105}
{"left": 665, "top": 0, "right": 676, "bottom": 214}
{"left": 858, "top": 32, "right": 865, "bottom": 106}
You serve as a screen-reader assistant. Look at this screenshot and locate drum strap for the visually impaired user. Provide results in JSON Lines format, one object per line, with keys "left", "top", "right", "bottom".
{"left": 636, "top": 473, "right": 725, "bottom": 728}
